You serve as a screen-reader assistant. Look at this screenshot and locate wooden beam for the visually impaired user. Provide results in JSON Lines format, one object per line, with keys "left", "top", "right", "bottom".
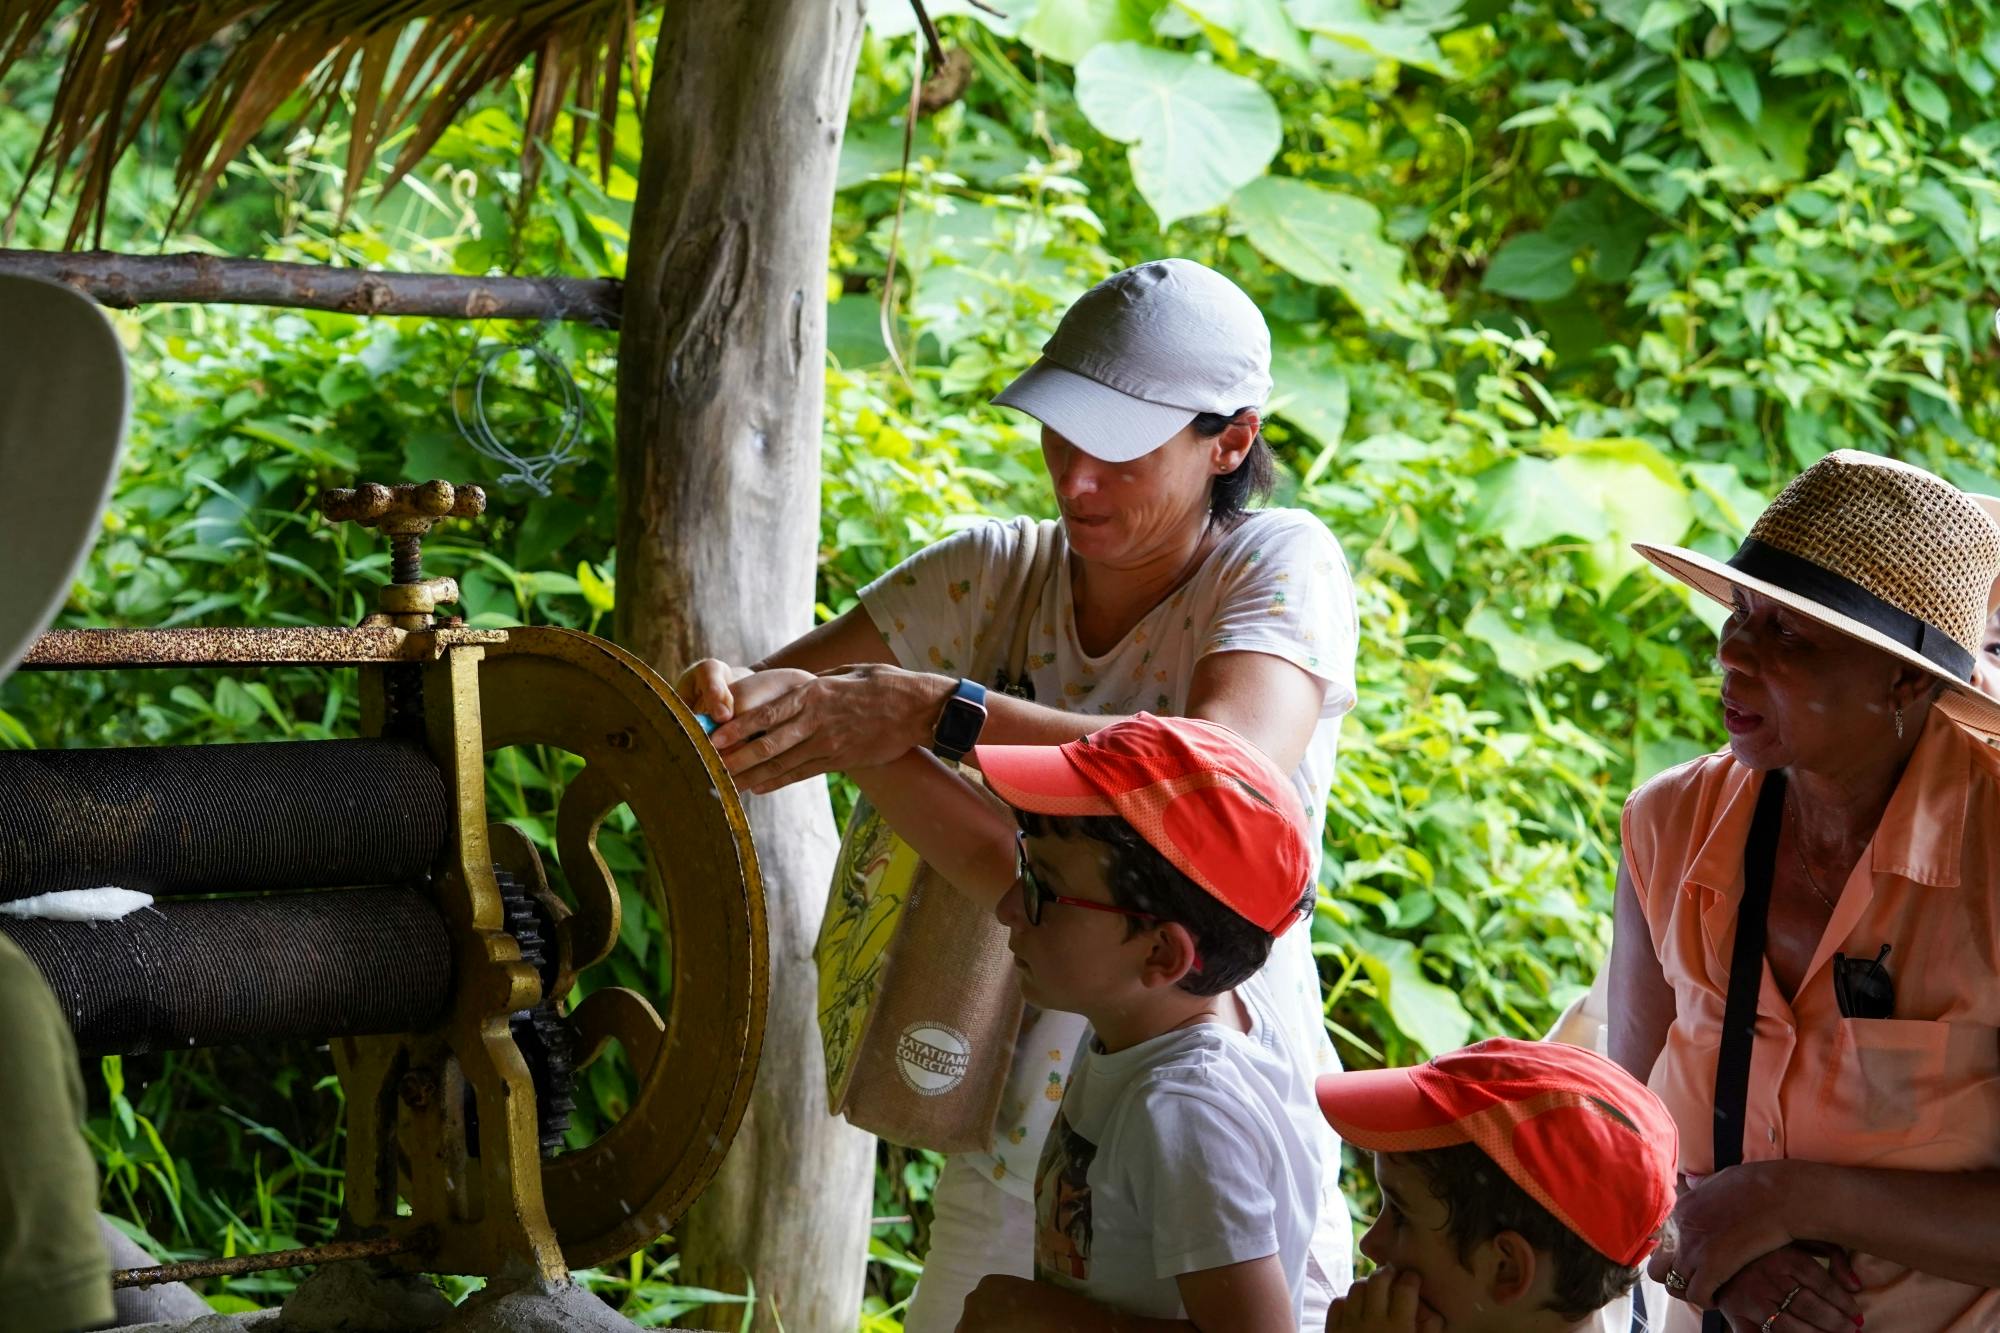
{"left": 0, "top": 250, "right": 621, "bottom": 326}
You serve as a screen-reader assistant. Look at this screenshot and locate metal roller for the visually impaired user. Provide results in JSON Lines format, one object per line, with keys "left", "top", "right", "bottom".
{"left": 1, "top": 886, "right": 452, "bottom": 1055}
{"left": 0, "top": 739, "right": 449, "bottom": 900}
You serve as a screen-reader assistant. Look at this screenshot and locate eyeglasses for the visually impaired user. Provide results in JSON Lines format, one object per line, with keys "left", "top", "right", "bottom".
{"left": 1833, "top": 943, "right": 1894, "bottom": 1020}
{"left": 1013, "top": 833, "right": 1207, "bottom": 975}
{"left": 1015, "top": 831, "right": 1162, "bottom": 928}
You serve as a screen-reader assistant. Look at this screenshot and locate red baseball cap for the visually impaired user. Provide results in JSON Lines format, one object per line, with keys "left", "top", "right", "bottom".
{"left": 974, "top": 714, "right": 1311, "bottom": 936}
{"left": 1316, "top": 1038, "right": 1678, "bottom": 1267}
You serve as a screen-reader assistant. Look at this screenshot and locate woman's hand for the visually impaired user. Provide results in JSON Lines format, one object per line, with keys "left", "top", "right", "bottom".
{"left": 673, "top": 657, "right": 750, "bottom": 722}
{"left": 711, "top": 663, "right": 952, "bottom": 794}
{"left": 1711, "top": 1245, "right": 1862, "bottom": 1333}
{"left": 1324, "top": 1270, "right": 1442, "bottom": 1333}
{"left": 1650, "top": 1161, "right": 1810, "bottom": 1308}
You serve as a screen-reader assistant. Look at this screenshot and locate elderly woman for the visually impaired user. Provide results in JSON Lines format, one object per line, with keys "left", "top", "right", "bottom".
{"left": 1608, "top": 451, "right": 2000, "bottom": 1333}
{"left": 677, "top": 259, "right": 1358, "bottom": 1331}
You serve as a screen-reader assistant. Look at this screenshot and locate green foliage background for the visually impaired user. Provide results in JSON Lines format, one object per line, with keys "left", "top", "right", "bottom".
{"left": 4, "top": 0, "right": 1998, "bottom": 1324}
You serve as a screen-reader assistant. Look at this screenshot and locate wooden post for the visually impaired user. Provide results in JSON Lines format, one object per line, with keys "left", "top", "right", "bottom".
{"left": 614, "top": 3, "right": 872, "bottom": 1330}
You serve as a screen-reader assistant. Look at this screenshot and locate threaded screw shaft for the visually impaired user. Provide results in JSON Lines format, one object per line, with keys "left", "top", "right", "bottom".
{"left": 390, "top": 535, "right": 423, "bottom": 585}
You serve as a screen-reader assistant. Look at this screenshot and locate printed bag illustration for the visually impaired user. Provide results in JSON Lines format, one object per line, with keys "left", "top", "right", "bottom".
{"left": 815, "top": 518, "right": 1056, "bottom": 1152}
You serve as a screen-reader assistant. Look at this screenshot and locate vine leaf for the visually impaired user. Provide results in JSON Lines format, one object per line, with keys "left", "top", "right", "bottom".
{"left": 1074, "top": 42, "right": 1281, "bottom": 228}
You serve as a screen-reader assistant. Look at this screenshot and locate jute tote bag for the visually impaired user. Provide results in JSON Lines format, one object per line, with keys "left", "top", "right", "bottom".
{"left": 816, "top": 519, "right": 1059, "bottom": 1151}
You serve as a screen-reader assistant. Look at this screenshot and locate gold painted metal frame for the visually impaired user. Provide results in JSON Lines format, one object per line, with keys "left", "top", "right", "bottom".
{"left": 26, "top": 624, "right": 766, "bottom": 1280}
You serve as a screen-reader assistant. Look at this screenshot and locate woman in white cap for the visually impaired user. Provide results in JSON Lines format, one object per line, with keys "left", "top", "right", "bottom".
{"left": 678, "top": 258, "right": 1358, "bottom": 1329}
{"left": 1607, "top": 452, "right": 2000, "bottom": 1333}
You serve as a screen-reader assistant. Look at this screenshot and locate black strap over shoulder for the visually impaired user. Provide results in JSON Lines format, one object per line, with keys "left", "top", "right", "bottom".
{"left": 1698, "top": 769, "right": 1787, "bottom": 1333}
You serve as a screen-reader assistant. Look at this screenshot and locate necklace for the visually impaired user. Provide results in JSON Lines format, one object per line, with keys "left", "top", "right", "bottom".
{"left": 1784, "top": 791, "right": 1841, "bottom": 912}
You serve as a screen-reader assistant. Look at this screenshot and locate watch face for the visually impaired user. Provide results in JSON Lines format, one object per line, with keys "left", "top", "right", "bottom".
{"left": 936, "top": 697, "right": 987, "bottom": 752}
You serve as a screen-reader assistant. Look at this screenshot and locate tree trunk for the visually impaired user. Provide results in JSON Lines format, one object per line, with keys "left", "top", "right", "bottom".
{"left": 615, "top": 4, "right": 872, "bottom": 1332}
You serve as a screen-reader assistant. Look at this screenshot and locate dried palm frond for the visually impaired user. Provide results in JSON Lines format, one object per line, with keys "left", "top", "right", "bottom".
{"left": 0, "top": 0, "right": 654, "bottom": 248}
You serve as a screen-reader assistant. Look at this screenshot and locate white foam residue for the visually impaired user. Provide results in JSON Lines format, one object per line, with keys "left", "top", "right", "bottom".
{"left": 0, "top": 887, "right": 155, "bottom": 922}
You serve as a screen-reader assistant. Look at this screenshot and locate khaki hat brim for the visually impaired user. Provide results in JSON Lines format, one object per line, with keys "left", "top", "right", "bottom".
{"left": 0, "top": 275, "right": 130, "bottom": 681}
{"left": 1634, "top": 540, "right": 2000, "bottom": 742}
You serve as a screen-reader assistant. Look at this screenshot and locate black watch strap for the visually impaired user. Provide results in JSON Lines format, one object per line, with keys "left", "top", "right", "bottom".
{"left": 931, "top": 677, "right": 989, "bottom": 764}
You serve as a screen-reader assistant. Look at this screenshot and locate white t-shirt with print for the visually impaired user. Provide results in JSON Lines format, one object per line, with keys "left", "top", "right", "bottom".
{"left": 1032, "top": 967, "right": 1325, "bottom": 1322}
{"left": 857, "top": 508, "right": 1357, "bottom": 1207}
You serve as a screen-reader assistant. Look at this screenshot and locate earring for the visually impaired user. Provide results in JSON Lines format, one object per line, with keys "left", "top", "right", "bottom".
{"left": 1895, "top": 704, "right": 1905, "bottom": 740}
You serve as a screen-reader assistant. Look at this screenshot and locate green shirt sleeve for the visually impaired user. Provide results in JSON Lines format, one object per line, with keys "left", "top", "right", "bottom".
{"left": 0, "top": 936, "right": 114, "bottom": 1333}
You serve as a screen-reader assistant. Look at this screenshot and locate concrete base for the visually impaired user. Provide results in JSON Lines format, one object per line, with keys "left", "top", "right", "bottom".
{"left": 272, "top": 1260, "right": 453, "bottom": 1330}
{"left": 107, "top": 1262, "right": 677, "bottom": 1333}
{"left": 444, "top": 1279, "right": 657, "bottom": 1333}
{"left": 107, "top": 1316, "right": 279, "bottom": 1333}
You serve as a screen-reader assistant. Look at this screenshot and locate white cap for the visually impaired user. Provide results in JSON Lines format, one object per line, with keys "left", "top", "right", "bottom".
{"left": 993, "top": 259, "right": 1272, "bottom": 463}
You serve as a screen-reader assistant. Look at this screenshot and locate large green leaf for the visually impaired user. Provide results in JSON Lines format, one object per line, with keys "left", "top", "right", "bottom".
{"left": 1234, "top": 175, "right": 1427, "bottom": 332}
{"left": 1286, "top": 0, "right": 1454, "bottom": 76}
{"left": 864, "top": 0, "right": 1023, "bottom": 37}
{"left": 1353, "top": 930, "right": 1474, "bottom": 1058}
{"left": 1685, "top": 461, "right": 1768, "bottom": 539}
{"left": 1904, "top": 70, "right": 1952, "bottom": 127}
{"left": 1677, "top": 81, "right": 1811, "bottom": 193}
{"left": 1180, "top": 0, "right": 1315, "bottom": 72}
{"left": 1906, "top": 179, "right": 1975, "bottom": 258}
{"left": 1464, "top": 606, "right": 1607, "bottom": 680}
{"left": 1074, "top": 43, "right": 1282, "bottom": 227}
{"left": 1482, "top": 231, "right": 1577, "bottom": 302}
{"left": 1019, "top": 0, "right": 1164, "bottom": 63}
{"left": 1269, "top": 332, "right": 1351, "bottom": 457}
{"left": 1467, "top": 457, "right": 1608, "bottom": 550}
{"left": 1546, "top": 436, "right": 1695, "bottom": 594}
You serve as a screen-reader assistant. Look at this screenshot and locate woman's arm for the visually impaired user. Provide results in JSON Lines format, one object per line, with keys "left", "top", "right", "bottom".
{"left": 1606, "top": 858, "right": 1674, "bottom": 1085}
{"left": 1789, "top": 1163, "right": 2000, "bottom": 1289}
{"left": 844, "top": 749, "right": 1019, "bottom": 910}
{"left": 1175, "top": 1255, "right": 1297, "bottom": 1333}
{"left": 713, "top": 648, "right": 1327, "bottom": 795}
{"left": 1661, "top": 1158, "right": 2000, "bottom": 1306}
{"left": 952, "top": 1260, "right": 1293, "bottom": 1333}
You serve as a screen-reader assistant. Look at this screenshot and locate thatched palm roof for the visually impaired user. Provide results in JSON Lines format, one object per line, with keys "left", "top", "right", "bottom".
{"left": 0, "top": 1, "right": 651, "bottom": 246}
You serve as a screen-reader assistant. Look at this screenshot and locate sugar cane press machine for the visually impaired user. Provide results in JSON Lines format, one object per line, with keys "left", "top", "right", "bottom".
{"left": 0, "top": 480, "right": 766, "bottom": 1286}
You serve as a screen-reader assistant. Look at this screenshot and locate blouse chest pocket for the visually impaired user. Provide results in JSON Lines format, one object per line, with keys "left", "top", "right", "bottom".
{"left": 1814, "top": 1018, "right": 2000, "bottom": 1167}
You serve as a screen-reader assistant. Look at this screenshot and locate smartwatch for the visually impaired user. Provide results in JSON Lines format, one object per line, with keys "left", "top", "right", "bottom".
{"left": 930, "top": 677, "right": 989, "bottom": 764}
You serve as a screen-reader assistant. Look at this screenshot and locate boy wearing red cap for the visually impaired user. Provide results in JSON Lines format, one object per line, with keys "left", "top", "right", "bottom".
{"left": 848, "top": 714, "right": 1328, "bottom": 1331}
{"left": 1317, "top": 1039, "right": 1678, "bottom": 1333}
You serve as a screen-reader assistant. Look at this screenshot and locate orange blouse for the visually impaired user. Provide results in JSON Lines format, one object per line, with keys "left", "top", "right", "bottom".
{"left": 1624, "top": 710, "right": 2000, "bottom": 1332}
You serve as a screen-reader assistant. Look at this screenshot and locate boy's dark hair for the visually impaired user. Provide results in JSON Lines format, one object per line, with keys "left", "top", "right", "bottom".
{"left": 1393, "top": 1142, "right": 1644, "bottom": 1320}
{"left": 1014, "top": 811, "right": 1311, "bottom": 997}
{"left": 1192, "top": 408, "right": 1274, "bottom": 523}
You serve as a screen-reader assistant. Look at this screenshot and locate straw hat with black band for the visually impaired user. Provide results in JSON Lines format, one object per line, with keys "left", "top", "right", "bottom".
{"left": 1633, "top": 449, "right": 2000, "bottom": 740}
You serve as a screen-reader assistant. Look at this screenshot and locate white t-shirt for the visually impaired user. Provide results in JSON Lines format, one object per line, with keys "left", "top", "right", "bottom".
{"left": 1032, "top": 968, "right": 1325, "bottom": 1322}
{"left": 857, "top": 509, "right": 1357, "bottom": 1202}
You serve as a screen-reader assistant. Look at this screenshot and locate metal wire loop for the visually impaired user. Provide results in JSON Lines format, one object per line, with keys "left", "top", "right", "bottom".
{"left": 451, "top": 337, "right": 586, "bottom": 497}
